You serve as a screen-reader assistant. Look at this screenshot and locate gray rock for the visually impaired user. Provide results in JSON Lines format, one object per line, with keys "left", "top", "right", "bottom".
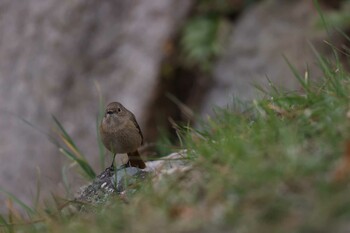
{"left": 76, "top": 150, "right": 190, "bottom": 207}
{"left": 201, "top": 0, "right": 330, "bottom": 115}
{"left": 77, "top": 166, "right": 148, "bottom": 206}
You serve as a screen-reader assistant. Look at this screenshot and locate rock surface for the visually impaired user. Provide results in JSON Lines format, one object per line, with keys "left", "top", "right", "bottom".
{"left": 201, "top": 0, "right": 330, "bottom": 115}
{"left": 76, "top": 151, "right": 190, "bottom": 207}
{"left": 77, "top": 166, "right": 147, "bottom": 205}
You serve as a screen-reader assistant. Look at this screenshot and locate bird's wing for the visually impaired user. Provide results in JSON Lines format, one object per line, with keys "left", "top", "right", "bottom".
{"left": 131, "top": 114, "right": 144, "bottom": 145}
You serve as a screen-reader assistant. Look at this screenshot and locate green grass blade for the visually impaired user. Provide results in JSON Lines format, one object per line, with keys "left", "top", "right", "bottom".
{"left": 52, "top": 115, "right": 84, "bottom": 158}
{"left": 52, "top": 116, "right": 96, "bottom": 179}
{"left": 252, "top": 83, "right": 269, "bottom": 95}
{"left": 266, "top": 76, "right": 281, "bottom": 96}
{"left": 313, "top": 0, "right": 339, "bottom": 61}
{"left": 313, "top": 0, "right": 329, "bottom": 34}
{"left": 59, "top": 148, "right": 77, "bottom": 161}
{"left": 11, "top": 113, "right": 60, "bottom": 148}
{"left": 309, "top": 42, "right": 347, "bottom": 98}
{"left": 0, "top": 214, "right": 9, "bottom": 230}
{"left": 0, "top": 188, "right": 36, "bottom": 216}
{"left": 61, "top": 165, "right": 72, "bottom": 198}
{"left": 283, "top": 55, "right": 312, "bottom": 95}
{"left": 59, "top": 148, "right": 95, "bottom": 179}
{"left": 75, "top": 158, "right": 96, "bottom": 179}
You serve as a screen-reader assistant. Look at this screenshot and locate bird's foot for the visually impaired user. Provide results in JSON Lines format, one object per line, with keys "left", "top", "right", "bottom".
{"left": 116, "top": 163, "right": 129, "bottom": 170}
{"left": 105, "top": 165, "right": 115, "bottom": 172}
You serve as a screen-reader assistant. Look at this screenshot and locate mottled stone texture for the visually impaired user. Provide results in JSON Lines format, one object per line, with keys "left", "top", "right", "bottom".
{"left": 0, "top": 0, "right": 193, "bottom": 208}
{"left": 75, "top": 151, "right": 189, "bottom": 209}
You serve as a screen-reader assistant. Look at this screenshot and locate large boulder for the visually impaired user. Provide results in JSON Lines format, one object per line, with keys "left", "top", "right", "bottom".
{"left": 201, "top": 0, "right": 329, "bottom": 115}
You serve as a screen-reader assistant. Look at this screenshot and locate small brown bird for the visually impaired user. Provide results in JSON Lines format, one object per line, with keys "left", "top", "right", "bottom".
{"left": 100, "top": 102, "right": 146, "bottom": 169}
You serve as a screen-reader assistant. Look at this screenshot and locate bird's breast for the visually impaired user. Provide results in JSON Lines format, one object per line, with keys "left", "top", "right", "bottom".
{"left": 100, "top": 125, "right": 142, "bottom": 154}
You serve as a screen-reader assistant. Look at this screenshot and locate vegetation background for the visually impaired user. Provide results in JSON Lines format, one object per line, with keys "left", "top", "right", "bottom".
{"left": 0, "top": 0, "right": 350, "bottom": 232}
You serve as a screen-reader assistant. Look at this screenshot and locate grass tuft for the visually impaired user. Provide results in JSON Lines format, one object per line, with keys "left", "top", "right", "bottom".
{"left": 2, "top": 3, "right": 350, "bottom": 231}
{"left": 52, "top": 115, "right": 96, "bottom": 179}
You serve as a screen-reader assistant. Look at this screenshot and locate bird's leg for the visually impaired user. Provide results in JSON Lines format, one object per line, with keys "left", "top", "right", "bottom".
{"left": 109, "top": 153, "right": 116, "bottom": 170}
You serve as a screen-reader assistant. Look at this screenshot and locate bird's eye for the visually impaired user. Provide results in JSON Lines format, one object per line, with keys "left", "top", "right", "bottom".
{"left": 117, "top": 108, "right": 121, "bottom": 113}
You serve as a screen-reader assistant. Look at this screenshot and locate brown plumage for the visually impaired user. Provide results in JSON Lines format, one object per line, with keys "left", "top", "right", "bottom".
{"left": 100, "top": 102, "right": 146, "bottom": 169}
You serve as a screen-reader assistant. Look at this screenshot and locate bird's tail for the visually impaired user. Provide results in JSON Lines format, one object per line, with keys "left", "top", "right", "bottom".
{"left": 127, "top": 150, "right": 146, "bottom": 169}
